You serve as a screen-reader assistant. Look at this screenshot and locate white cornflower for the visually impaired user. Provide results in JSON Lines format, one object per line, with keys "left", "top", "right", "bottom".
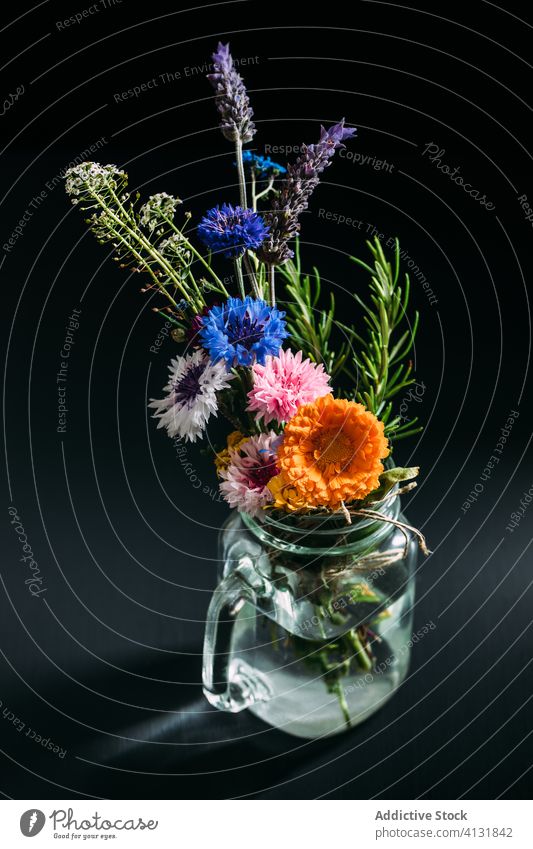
{"left": 149, "top": 350, "right": 233, "bottom": 443}
{"left": 140, "top": 193, "right": 182, "bottom": 231}
{"left": 64, "top": 162, "right": 126, "bottom": 197}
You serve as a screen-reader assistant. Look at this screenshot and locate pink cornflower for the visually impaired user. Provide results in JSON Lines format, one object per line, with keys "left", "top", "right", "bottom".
{"left": 246, "top": 348, "right": 331, "bottom": 424}
{"left": 219, "top": 432, "right": 279, "bottom": 517}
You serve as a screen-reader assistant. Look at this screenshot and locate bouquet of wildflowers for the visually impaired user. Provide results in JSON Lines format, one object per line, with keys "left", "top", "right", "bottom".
{"left": 65, "top": 43, "right": 430, "bottom": 722}
{"left": 65, "top": 42, "right": 425, "bottom": 530}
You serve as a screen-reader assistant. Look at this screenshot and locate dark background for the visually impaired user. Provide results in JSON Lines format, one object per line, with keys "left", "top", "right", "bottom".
{"left": 1, "top": 0, "right": 532, "bottom": 799}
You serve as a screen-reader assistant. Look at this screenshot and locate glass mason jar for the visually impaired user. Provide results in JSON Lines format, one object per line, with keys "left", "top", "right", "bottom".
{"left": 202, "top": 497, "right": 417, "bottom": 739}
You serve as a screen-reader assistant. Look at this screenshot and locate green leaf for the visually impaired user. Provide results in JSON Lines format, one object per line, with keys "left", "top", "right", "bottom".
{"left": 361, "top": 466, "right": 419, "bottom": 504}
{"left": 343, "top": 583, "right": 380, "bottom": 605}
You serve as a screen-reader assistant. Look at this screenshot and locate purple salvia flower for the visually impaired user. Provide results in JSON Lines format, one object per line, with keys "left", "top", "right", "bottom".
{"left": 258, "top": 120, "right": 356, "bottom": 265}
{"left": 207, "top": 42, "right": 256, "bottom": 144}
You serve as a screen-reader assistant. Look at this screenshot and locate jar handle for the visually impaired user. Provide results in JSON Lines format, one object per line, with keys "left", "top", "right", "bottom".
{"left": 202, "top": 558, "right": 273, "bottom": 713}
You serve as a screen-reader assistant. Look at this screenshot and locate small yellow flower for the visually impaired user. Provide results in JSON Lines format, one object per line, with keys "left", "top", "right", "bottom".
{"left": 266, "top": 472, "right": 310, "bottom": 512}
{"left": 214, "top": 431, "right": 247, "bottom": 476}
{"left": 227, "top": 430, "right": 246, "bottom": 450}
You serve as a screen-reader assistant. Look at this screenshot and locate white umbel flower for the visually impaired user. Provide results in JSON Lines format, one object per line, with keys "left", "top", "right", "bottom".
{"left": 140, "top": 192, "right": 182, "bottom": 231}
{"left": 149, "top": 350, "right": 232, "bottom": 443}
{"left": 65, "top": 162, "right": 126, "bottom": 197}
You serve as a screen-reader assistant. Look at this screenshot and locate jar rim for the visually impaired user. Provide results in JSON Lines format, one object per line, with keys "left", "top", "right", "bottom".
{"left": 239, "top": 495, "right": 401, "bottom": 556}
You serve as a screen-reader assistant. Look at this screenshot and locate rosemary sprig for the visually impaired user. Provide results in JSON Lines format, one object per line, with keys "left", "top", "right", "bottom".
{"left": 340, "top": 237, "right": 421, "bottom": 440}
{"left": 278, "top": 239, "right": 349, "bottom": 381}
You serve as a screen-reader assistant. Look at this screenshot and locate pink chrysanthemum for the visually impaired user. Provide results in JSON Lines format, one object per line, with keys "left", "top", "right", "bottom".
{"left": 247, "top": 349, "right": 331, "bottom": 424}
{"left": 219, "top": 432, "right": 279, "bottom": 517}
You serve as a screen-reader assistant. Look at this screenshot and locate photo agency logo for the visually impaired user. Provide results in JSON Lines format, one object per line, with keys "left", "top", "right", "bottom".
{"left": 19, "top": 807, "right": 159, "bottom": 838}
{"left": 49, "top": 808, "right": 159, "bottom": 836}
{"left": 20, "top": 809, "right": 46, "bottom": 837}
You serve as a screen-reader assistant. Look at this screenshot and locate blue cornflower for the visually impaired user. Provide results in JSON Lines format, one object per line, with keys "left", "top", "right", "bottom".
{"left": 199, "top": 296, "right": 288, "bottom": 369}
{"left": 241, "top": 151, "right": 287, "bottom": 177}
{"left": 197, "top": 203, "right": 269, "bottom": 258}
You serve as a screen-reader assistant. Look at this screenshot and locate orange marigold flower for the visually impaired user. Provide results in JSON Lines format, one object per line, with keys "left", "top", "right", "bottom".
{"left": 277, "top": 395, "right": 389, "bottom": 508}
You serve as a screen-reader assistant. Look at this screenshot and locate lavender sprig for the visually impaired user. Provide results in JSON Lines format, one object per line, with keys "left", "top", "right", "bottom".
{"left": 207, "top": 42, "right": 256, "bottom": 145}
{"left": 258, "top": 120, "right": 356, "bottom": 266}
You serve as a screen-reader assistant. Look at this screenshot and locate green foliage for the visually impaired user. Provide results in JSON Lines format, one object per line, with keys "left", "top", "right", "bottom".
{"left": 66, "top": 164, "right": 229, "bottom": 320}
{"left": 339, "top": 237, "right": 422, "bottom": 440}
{"left": 277, "top": 239, "right": 349, "bottom": 381}
{"left": 361, "top": 466, "right": 420, "bottom": 505}
{"left": 279, "top": 236, "right": 422, "bottom": 441}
